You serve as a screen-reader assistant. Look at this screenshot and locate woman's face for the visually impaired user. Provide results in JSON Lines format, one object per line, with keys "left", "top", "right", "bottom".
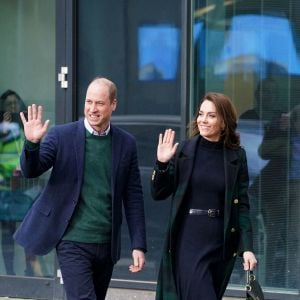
{"left": 197, "top": 100, "right": 224, "bottom": 142}
{"left": 4, "top": 94, "right": 21, "bottom": 113}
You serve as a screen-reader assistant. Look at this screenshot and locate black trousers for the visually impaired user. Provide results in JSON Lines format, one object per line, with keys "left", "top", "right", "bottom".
{"left": 56, "top": 240, "right": 114, "bottom": 300}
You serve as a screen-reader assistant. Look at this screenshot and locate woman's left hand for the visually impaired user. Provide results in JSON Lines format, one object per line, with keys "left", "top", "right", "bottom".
{"left": 243, "top": 251, "right": 257, "bottom": 270}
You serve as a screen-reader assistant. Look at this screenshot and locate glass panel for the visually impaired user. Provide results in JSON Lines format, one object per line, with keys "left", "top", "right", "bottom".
{"left": 138, "top": 25, "right": 180, "bottom": 81}
{"left": 192, "top": 0, "right": 300, "bottom": 295}
{"left": 0, "top": 0, "right": 55, "bottom": 278}
{"left": 76, "top": 0, "right": 182, "bottom": 284}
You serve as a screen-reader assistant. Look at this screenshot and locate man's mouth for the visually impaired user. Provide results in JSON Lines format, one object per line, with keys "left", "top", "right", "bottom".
{"left": 89, "top": 114, "right": 100, "bottom": 120}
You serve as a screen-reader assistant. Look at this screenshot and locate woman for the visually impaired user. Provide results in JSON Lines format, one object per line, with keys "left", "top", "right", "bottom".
{"left": 0, "top": 90, "right": 42, "bottom": 276}
{"left": 151, "top": 92, "right": 257, "bottom": 300}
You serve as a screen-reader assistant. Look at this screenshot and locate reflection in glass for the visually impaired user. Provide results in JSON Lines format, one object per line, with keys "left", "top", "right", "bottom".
{"left": 0, "top": 91, "right": 44, "bottom": 276}
{"left": 216, "top": 15, "right": 300, "bottom": 76}
{"left": 138, "top": 25, "right": 180, "bottom": 80}
{"left": 192, "top": 1, "right": 300, "bottom": 295}
{"left": 0, "top": 0, "right": 55, "bottom": 280}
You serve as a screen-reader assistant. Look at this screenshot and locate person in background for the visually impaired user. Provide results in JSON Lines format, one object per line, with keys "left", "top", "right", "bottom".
{"left": 239, "top": 77, "right": 279, "bottom": 121}
{"left": 250, "top": 108, "right": 290, "bottom": 287}
{"left": 0, "top": 90, "right": 42, "bottom": 276}
{"left": 14, "top": 77, "right": 147, "bottom": 300}
{"left": 287, "top": 105, "right": 300, "bottom": 288}
{"left": 151, "top": 92, "right": 257, "bottom": 300}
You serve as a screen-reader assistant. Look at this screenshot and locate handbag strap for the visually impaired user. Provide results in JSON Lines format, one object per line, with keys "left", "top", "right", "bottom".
{"left": 246, "top": 270, "right": 256, "bottom": 284}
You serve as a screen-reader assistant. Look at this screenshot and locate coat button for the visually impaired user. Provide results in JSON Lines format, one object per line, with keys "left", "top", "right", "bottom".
{"left": 234, "top": 199, "right": 239, "bottom": 204}
{"left": 231, "top": 227, "right": 236, "bottom": 233}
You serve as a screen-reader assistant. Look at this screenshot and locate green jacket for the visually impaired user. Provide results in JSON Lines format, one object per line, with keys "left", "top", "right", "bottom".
{"left": 0, "top": 123, "right": 22, "bottom": 189}
{"left": 151, "top": 136, "right": 254, "bottom": 300}
{"left": 0, "top": 123, "right": 35, "bottom": 221}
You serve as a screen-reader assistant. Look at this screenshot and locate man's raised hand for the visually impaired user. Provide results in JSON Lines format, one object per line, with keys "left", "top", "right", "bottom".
{"left": 20, "top": 104, "right": 49, "bottom": 143}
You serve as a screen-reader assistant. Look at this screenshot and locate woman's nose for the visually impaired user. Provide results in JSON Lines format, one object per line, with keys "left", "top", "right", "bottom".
{"left": 201, "top": 115, "right": 208, "bottom": 122}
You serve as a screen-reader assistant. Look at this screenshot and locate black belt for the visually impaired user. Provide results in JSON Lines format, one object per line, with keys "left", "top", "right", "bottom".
{"left": 189, "top": 209, "right": 222, "bottom": 218}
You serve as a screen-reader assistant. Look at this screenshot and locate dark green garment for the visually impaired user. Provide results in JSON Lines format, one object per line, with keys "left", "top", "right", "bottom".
{"left": 151, "top": 136, "right": 253, "bottom": 300}
{"left": 63, "top": 131, "right": 112, "bottom": 243}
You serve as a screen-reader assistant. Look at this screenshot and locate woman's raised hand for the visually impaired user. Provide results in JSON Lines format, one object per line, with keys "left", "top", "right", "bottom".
{"left": 20, "top": 104, "right": 50, "bottom": 143}
{"left": 157, "top": 129, "right": 179, "bottom": 163}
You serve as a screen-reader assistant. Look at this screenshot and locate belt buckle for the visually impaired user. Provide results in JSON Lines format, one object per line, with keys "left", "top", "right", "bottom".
{"left": 208, "top": 209, "right": 217, "bottom": 218}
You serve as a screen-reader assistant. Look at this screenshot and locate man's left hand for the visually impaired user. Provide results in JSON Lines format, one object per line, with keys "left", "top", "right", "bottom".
{"left": 129, "top": 249, "right": 145, "bottom": 273}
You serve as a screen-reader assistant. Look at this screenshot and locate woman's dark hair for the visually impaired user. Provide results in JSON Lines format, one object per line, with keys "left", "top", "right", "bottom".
{"left": 0, "top": 89, "right": 26, "bottom": 125}
{"left": 188, "top": 92, "right": 240, "bottom": 149}
{"left": 0, "top": 89, "right": 26, "bottom": 111}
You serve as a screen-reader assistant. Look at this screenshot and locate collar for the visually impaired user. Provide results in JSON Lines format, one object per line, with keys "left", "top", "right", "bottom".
{"left": 84, "top": 118, "right": 111, "bottom": 136}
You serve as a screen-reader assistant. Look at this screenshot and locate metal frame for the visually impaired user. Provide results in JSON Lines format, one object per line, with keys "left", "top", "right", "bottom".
{"left": 180, "top": 0, "right": 193, "bottom": 140}
{"left": 56, "top": 0, "right": 76, "bottom": 124}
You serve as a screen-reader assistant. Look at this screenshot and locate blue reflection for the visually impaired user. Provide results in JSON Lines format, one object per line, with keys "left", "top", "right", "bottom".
{"left": 193, "top": 22, "right": 203, "bottom": 43}
{"left": 217, "top": 14, "right": 300, "bottom": 75}
{"left": 138, "top": 25, "right": 180, "bottom": 80}
{"left": 237, "top": 119, "right": 268, "bottom": 184}
{"left": 194, "top": 15, "right": 300, "bottom": 76}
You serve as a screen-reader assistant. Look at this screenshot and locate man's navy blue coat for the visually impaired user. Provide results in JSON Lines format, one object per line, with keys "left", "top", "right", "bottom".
{"left": 14, "top": 119, "right": 147, "bottom": 262}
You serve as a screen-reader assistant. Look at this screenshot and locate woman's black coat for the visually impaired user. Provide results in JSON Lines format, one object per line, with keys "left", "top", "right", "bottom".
{"left": 151, "top": 136, "right": 254, "bottom": 300}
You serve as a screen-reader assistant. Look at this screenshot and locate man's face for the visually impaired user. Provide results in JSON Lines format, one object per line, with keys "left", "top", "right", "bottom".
{"left": 84, "top": 82, "right": 117, "bottom": 132}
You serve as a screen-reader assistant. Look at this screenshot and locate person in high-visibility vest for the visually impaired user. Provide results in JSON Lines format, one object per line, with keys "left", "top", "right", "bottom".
{"left": 0, "top": 90, "right": 42, "bottom": 276}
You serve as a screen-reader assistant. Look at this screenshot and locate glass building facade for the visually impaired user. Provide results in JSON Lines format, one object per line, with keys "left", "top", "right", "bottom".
{"left": 0, "top": 0, "right": 300, "bottom": 299}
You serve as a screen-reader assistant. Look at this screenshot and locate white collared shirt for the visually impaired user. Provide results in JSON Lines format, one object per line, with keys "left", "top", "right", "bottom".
{"left": 84, "top": 118, "right": 111, "bottom": 136}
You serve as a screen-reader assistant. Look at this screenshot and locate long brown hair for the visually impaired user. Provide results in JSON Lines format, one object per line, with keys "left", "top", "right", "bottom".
{"left": 188, "top": 92, "right": 240, "bottom": 149}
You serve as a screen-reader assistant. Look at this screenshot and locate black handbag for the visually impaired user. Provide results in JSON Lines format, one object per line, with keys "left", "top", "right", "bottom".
{"left": 246, "top": 270, "right": 264, "bottom": 300}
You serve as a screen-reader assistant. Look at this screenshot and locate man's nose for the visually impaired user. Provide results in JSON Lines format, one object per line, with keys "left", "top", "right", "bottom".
{"left": 90, "top": 103, "right": 98, "bottom": 111}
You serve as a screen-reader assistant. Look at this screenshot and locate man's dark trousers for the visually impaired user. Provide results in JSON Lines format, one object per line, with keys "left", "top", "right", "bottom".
{"left": 56, "top": 240, "right": 114, "bottom": 300}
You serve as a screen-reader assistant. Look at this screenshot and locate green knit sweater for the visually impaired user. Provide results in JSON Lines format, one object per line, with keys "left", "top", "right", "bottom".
{"left": 63, "top": 131, "right": 112, "bottom": 243}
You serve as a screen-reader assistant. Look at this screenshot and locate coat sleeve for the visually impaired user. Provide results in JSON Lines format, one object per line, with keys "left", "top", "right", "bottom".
{"left": 20, "top": 127, "right": 58, "bottom": 178}
{"left": 237, "top": 148, "right": 254, "bottom": 254}
{"left": 122, "top": 138, "right": 147, "bottom": 252}
{"left": 151, "top": 141, "right": 187, "bottom": 200}
{"left": 150, "top": 160, "right": 175, "bottom": 201}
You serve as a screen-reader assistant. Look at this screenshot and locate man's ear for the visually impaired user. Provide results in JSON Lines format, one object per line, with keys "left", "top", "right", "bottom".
{"left": 112, "top": 99, "right": 117, "bottom": 111}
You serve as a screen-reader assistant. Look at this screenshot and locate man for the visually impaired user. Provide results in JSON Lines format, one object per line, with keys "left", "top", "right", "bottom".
{"left": 14, "top": 77, "right": 147, "bottom": 299}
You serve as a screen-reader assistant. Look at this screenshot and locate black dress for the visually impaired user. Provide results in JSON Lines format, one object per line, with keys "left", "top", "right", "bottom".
{"left": 174, "top": 137, "right": 225, "bottom": 300}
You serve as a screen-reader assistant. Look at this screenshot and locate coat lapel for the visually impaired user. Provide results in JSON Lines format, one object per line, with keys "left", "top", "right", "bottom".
{"left": 224, "top": 147, "right": 240, "bottom": 229}
{"left": 74, "top": 119, "right": 86, "bottom": 182}
{"left": 111, "top": 125, "right": 122, "bottom": 192}
{"left": 172, "top": 137, "right": 199, "bottom": 213}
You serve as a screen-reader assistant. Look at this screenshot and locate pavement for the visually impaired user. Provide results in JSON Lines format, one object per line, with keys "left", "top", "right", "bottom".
{"left": 106, "top": 288, "right": 243, "bottom": 300}
{"left": 0, "top": 288, "right": 243, "bottom": 299}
